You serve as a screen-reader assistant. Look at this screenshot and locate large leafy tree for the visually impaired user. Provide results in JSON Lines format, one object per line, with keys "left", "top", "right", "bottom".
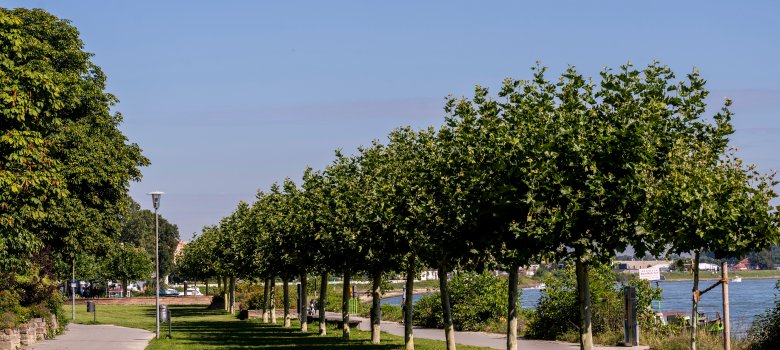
{"left": 523, "top": 63, "right": 710, "bottom": 350}
{"left": 320, "top": 153, "right": 365, "bottom": 339}
{"left": 104, "top": 243, "right": 153, "bottom": 297}
{"left": 0, "top": 8, "right": 147, "bottom": 304}
{"left": 254, "top": 183, "right": 297, "bottom": 327}
{"left": 385, "top": 127, "right": 436, "bottom": 350}
{"left": 646, "top": 138, "right": 778, "bottom": 350}
{"left": 392, "top": 124, "right": 477, "bottom": 350}
{"left": 354, "top": 142, "right": 406, "bottom": 344}
{"left": 120, "top": 200, "right": 180, "bottom": 279}
{"left": 441, "top": 81, "right": 562, "bottom": 350}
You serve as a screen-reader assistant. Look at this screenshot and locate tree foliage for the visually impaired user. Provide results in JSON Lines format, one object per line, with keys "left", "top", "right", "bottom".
{"left": 175, "top": 62, "right": 778, "bottom": 350}
{"left": 1, "top": 8, "right": 148, "bottom": 325}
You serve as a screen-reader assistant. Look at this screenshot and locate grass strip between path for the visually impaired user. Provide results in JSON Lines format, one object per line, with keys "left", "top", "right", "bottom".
{"left": 72, "top": 303, "right": 491, "bottom": 349}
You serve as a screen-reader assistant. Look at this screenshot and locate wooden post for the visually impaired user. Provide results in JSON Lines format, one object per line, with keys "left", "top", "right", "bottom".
{"left": 721, "top": 261, "right": 731, "bottom": 350}
{"left": 691, "top": 252, "right": 700, "bottom": 350}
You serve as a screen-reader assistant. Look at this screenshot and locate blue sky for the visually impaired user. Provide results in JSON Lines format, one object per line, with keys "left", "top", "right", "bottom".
{"left": 6, "top": 1, "right": 780, "bottom": 240}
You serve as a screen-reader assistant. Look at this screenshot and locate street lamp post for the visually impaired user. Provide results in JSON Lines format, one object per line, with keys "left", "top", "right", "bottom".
{"left": 148, "top": 191, "right": 164, "bottom": 339}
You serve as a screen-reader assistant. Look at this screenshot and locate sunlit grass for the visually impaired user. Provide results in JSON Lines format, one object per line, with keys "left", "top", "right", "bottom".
{"left": 72, "top": 303, "right": 491, "bottom": 349}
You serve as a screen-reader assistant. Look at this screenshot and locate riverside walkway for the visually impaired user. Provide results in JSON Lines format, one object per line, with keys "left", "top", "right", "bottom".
{"left": 28, "top": 323, "right": 153, "bottom": 350}
{"left": 326, "top": 312, "right": 647, "bottom": 350}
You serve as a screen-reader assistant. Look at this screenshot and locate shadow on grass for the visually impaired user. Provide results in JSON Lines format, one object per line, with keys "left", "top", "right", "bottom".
{"left": 149, "top": 305, "right": 398, "bottom": 349}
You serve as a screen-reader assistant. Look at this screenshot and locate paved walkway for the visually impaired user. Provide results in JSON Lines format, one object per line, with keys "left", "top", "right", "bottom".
{"left": 28, "top": 323, "right": 154, "bottom": 350}
{"left": 325, "top": 312, "right": 647, "bottom": 350}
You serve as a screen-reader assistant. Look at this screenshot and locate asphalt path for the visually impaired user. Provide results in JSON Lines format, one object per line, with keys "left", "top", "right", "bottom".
{"left": 325, "top": 312, "right": 647, "bottom": 350}
{"left": 27, "top": 323, "right": 154, "bottom": 350}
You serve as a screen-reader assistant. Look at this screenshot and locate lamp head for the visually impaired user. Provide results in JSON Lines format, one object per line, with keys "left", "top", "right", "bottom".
{"left": 148, "top": 191, "right": 164, "bottom": 210}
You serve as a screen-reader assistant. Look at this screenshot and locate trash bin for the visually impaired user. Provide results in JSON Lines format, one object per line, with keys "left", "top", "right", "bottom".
{"left": 86, "top": 301, "right": 95, "bottom": 312}
{"left": 159, "top": 305, "right": 169, "bottom": 322}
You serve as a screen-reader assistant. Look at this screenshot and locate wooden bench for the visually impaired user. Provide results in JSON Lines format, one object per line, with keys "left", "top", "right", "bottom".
{"left": 306, "top": 315, "right": 361, "bottom": 328}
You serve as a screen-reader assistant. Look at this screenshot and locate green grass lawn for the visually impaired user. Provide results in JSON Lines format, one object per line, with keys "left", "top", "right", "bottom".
{"left": 72, "top": 304, "right": 491, "bottom": 350}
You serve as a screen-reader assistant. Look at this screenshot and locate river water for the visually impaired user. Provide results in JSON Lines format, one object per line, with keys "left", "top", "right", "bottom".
{"left": 382, "top": 278, "right": 779, "bottom": 336}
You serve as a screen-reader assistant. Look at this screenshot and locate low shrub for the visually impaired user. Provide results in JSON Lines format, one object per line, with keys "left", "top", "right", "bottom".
{"left": 413, "top": 271, "right": 512, "bottom": 331}
{"left": 525, "top": 262, "right": 661, "bottom": 343}
{"left": 0, "top": 271, "right": 65, "bottom": 331}
{"left": 745, "top": 280, "right": 780, "bottom": 350}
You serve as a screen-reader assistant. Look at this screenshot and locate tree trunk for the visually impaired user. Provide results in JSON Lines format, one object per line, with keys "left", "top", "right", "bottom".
{"left": 507, "top": 265, "right": 519, "bottom": 350}
{"left": 263, "top": 278, "right": 271, "bottom": 323}
{"left": 229, "top": 276, "right": 236, "bottom": 314}
{"left": 438, "top": 265, "right": 456, "bottom": 350}
{"left": 370, "top": 271, "right": 383, "bottom": 344}
{"left": 283, "top": 278, "right": 291, "bottom": 328}
{"left": 205, "top": 278, "right": 209, "bottom": 295}
{"left": 222, "top": 277, "right": 228, "bottom": 311}
{"left": 404, "top": 264, "right": 415, "bottom": 350}
{"left": 122, "top": 279, "right": 128, "bottom": 298}
{"left": 270, "top": 278, "right": 277, "bottom": 324}
{"left": 342, "top": 271, "right": 351, "bottom": 339}
{"left": 300, "top": 274, "right": 308, "bottom": 332}
{"left": 576, "top": 257, "right": 593, "bottom": 350}
{"left": 691, "top": 251, "right": 701, "bottom": 350}
{"left": 319, "top": 272, "right": 328, "bottom": 335}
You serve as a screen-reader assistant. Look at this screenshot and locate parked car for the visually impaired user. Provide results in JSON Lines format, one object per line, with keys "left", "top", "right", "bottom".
{"left": 159, "top": 288, "right": 179, "bottom": 297}
{"left": 184, "top": 288, "right": 203, "bottom": 296}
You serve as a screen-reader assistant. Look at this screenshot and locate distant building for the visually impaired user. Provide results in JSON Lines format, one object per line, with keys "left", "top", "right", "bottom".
{"left": 519, "top": 264, "right": 540, "bottom": 276}
{"left": 419, "top": 269, "right": 438, "bottom": 281}
{"left": 732, "top": 258, "right": 752, "bottom": 271}
{"left": 698, "top": 263, "right": 720, "bottom": 271}
{"left": 614, "top": 260, "right": 672, "bottom": 272}
{"left": 173, "top": 240, "right": 187, "bottom": 263}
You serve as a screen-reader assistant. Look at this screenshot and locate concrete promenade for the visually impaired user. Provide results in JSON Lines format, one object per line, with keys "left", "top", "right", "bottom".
{"left": 326, "top": 312, "right": 647, "bottom": 350}
{"left": 27, "top": 323, "right": 154, "bottom": 350}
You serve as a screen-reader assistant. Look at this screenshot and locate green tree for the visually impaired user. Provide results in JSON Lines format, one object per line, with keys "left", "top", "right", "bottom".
{"left": 0, "top": 9, "right": 147, "bottom": 319}
{"left": 0, "top": 8, "right": 147, "bottom": 280}
{"left": 441, "top": 79, "right": 563, "bottom": 350}
{"left": 354, "top": 142, "right": 406, "bottom": 344}
{"left": 385, "top": 127, "right": 437, "bottom": 350}
{"left": 397, "top": 124, "right": 477, "bottom": 350}
{"left": 527, "top": 63, "right": 723, "bottom": 350}
{"left": 120, "top": 200, "right": 179, "bottom": 279}
{"left": 646, "top": 139, "right": 779, "bottom": 350}
{"left": 104, "top": 244, "right": 153, "bottom": 297}
{"left": 319, "top": 153, "right": 366, "bottom": 339}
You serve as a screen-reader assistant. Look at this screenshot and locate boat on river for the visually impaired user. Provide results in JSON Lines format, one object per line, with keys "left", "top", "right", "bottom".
{"left": 732, "top": 276, "right": 742, "bottom": 283}
{"left": 522, "top": 283, "right": 546, "bottom": 290}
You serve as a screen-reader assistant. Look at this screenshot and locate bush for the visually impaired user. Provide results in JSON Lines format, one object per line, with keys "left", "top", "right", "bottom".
{"left": 413, "top": 271, "right": 512, "bottom": 331}
{"left": 745, "top": 281, "right": 780, "bottom": 350}
{"left": 381, "top": 303, "right": 403, "bottom": 322}
{"left": 0, "top": 272, "right": 65, "bottom": 331}
{"left": 526, "top": 262, "right": 660, "bottom": 342}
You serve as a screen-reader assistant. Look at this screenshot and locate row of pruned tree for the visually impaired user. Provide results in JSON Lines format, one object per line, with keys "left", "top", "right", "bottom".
{"left": 178, "top": 63, "right": 779, "bottom": 350}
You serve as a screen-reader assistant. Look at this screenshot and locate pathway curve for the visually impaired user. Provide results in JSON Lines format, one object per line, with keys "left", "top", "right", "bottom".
{"left": 325, "top": 312, "right": 647, "bottom": 350}
{"left": 28, "top": 323, "right": 154, "bottom": 350}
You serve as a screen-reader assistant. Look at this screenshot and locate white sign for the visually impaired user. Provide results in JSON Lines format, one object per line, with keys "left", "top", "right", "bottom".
{"left": 70, "top": 282, "right": 77, "bottom": 288}
{"left": 639, "top": 267, "right": 661, "bottom": 281}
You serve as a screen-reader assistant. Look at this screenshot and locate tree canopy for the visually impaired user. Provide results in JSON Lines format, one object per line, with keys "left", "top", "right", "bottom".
{"left": 176, "top": 63, "right": 779, "bottom": 350}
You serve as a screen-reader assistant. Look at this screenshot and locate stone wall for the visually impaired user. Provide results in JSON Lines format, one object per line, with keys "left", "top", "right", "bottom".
{"left": 0, "top": 328, "right": 20, "bottom": 350}
{"left": 0, "top": 315, "right": 59, "bottom": 350}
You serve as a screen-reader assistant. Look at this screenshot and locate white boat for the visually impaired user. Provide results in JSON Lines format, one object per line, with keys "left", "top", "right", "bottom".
{"left": 732, "top": 276, "right": 742, "bottom": 283}
{"left": 521, "top": 283, "right": 546, "bottom": 290}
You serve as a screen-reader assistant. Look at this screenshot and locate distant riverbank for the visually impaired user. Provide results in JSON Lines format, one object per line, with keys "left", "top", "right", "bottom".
{"left": 661, "top": 269, "right": 780, "bottom": 281}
